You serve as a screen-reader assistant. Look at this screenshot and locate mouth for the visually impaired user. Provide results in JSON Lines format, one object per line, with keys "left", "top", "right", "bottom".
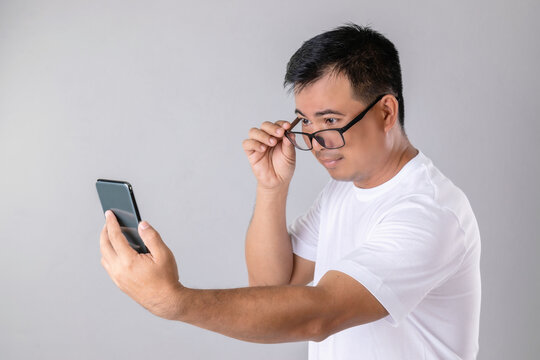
{"left": 318, "top": 156, "right": 343, "bottom": 169}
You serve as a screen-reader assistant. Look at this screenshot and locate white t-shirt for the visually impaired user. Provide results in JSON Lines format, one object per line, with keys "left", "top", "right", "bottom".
{"left": 289, "top": 151, "right": 481, "bottom": 360}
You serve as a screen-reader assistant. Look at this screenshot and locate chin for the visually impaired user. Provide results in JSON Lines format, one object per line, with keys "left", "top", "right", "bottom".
{"left": 326, "top": 165, "right": 368, "bottom": 185}
{"left": 326, "top": 168, "right": 354, "bottom": 182}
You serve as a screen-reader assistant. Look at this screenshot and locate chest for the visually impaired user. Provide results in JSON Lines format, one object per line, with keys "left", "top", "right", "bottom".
{"left": 314, "top": 193, "right": 389, "bottom": 282}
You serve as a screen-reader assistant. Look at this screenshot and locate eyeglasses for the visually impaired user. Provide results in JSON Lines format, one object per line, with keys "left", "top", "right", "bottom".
{"left": 285, "top": 94, "right": 392, "bottom": 151}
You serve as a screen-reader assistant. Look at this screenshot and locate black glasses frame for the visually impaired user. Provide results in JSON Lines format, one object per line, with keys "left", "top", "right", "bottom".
{"left": 285, "top": 94, "right": 394, "bottom": 151}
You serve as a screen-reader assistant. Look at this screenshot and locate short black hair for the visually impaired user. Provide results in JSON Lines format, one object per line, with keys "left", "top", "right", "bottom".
{"left": 284, "top": 24, "right": 405, "bottom": 127}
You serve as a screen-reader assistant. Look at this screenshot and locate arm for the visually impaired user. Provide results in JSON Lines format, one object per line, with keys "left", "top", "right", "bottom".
{"left": 243, "top": 121, "right": 314, "bottom": 286}
{"left": 176, "top": 270, "right": 387, "bottom": 343}
{"left": 245, "top": 185, "right": 292, "bottom": 286}
{"left": 100, "top": 213, "right": 388, "bottom": 343}
{"left": 245, "top": 186, "right": 315, "bottom": 286}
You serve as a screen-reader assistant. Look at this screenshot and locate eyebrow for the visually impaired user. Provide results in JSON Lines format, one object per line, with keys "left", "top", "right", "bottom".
{"left": 295, "top": 108, "right": 346, "bottom": 117}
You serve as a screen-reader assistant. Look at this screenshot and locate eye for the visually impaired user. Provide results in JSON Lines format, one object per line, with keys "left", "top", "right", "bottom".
{"left": 301, "top": 118, "right": 311, "bottom": 126}
{"left": 326, "top": 118, "right": 339, "bottom": 126}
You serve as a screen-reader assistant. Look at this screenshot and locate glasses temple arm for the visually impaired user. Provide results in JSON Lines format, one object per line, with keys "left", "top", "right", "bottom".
{"left": 288, "top": 117, "right": 301, "bottom": 131}
{"left": 340, "top": 94, "right": 387, "bottom": 133}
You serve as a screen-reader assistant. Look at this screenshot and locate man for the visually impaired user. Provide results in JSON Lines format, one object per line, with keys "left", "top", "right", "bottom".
{"left": 100, "top": 24, "right": 481, "bottom": 359}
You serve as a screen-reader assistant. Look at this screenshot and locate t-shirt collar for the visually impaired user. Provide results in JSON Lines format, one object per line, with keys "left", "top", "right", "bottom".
{"left": 353, "top": 151, "right": 424, "bottom": 201}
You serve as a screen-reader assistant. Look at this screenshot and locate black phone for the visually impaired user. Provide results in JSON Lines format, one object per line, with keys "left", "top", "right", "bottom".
{"left": 96, "top": 179, "right": 149, "bottom": 254}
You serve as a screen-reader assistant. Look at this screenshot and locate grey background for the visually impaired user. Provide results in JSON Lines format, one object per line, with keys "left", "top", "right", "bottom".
{"left": 1, "top": 0, "right": 538, "bottom": 359}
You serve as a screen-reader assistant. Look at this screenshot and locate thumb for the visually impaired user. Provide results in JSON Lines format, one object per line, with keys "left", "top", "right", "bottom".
{"left": 138, "top": 220, "right": 168, "bottom": 258}
{"left": 281, "top": 133, "right": 296, "bottom": 159}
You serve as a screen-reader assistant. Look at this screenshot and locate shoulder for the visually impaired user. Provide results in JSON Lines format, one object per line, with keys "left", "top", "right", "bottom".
{"left": 377, "top": 152, "right": 480, "bottom": 253}
{"left": 409, "top": 153, "right": 480, "bottom": 248}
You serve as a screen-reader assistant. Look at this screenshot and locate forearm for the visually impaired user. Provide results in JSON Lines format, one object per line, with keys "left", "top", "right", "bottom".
{"left": 245, "top": 185, "right": 293, "bottom": 286}
{"left": 173, "top": 284, "right": 331, "bottom": 343}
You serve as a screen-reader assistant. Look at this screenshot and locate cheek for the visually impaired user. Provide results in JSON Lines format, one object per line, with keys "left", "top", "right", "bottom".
{"left": 349, "top": 121, "right": 386, "bottom": 149}
{"left": 341, "top": 127, "right": 387, "bottom": 169}
{"left": 343, "top": 126, "right": 370, "bottom": 153}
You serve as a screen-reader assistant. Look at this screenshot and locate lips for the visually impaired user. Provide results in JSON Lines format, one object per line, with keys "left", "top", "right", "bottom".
{"left": 317, "top": 155, "right": 343, "bottom": 169}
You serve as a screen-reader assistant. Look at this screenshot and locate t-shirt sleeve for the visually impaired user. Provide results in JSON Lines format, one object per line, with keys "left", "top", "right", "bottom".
{"left": 288, "top": 187, "right": 326, "bottom": 262}
{"left": 328, "top": 196, "right": 467, "bottom": 326}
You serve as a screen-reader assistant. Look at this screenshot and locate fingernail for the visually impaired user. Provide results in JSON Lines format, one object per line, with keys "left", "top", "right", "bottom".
{"left": 139, "top": 221, "right": 149, "bottom": 230}
{"left": 105, "top": 210, "right": 112, "bottom": 217}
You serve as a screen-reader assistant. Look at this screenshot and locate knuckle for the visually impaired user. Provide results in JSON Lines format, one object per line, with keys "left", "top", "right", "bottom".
{"left": 250, "top": 127, "right": 270, "bottom": 140}
{"left": 249, "top": 129, "right": 263, "bottom": 139}
{"left": 121, "top": 255, "right": 135, "bottom": 268}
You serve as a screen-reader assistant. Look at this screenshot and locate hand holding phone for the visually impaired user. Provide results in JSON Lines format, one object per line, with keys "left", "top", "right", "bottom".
{"left": 96, "top": 179, "right": 149, "bottom": 254}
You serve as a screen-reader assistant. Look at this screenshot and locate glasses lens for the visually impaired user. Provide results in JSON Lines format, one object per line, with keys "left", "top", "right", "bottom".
{"left": 286, "top": 132, "right": 312, "bottom": 150}
{"left": 314, "top": 130, "right": 344, "bottom": 149}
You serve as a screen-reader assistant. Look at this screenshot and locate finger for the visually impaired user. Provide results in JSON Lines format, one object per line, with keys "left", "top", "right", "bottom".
{"left": 275, "top": 120, "right": 293, "bottom": 131}
{"left": 280, "top": 128, "right": 297, "bottom": 157}
{"left": 242, "top": 141, "right": 266, "bottom": 165}
{"left": 248, "top": 127, "right": 279, "bottom": 147}
{"left": 261, "top": 121, "right": 287, "bottom": 138}
{"left": 101, "top": 256, "right": 111, "bottom": 273}
{"left": 242, "top": 138, "right": 267, "bottom": 153}
{"left": 105, "top": 210, "right": 137, "bottom": 257}
{"left": 138, "top": 220, "right": 170, "bottom": 260}
{"left": 100, "top": 223, "right": 117, "bottom": 260}
{"left": 281, "top": 132, "right": 296, "bottom": 157}
{"left": 282, "top": 117, "right": 300, "bottom": 154}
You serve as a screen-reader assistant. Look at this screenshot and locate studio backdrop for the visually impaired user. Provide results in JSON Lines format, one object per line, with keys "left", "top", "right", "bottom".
{"left": 1, "top": 0, "right": 538, "bottom": 359}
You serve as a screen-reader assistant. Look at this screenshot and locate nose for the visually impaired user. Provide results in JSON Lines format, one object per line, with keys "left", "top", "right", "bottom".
{"left": 311, "top": 137, "right": 326, "bottom": 151}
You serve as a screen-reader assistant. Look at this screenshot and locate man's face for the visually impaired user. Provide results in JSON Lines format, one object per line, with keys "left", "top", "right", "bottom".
{"left": 293, "top": 73, "right": 393, "bottom": 188}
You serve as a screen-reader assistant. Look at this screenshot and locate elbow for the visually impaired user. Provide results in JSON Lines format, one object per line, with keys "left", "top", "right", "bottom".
{"left": 305, "top": 318, "right": 334, "bottom": 343}
{"left": 310, "top": 332, "right": 331, "bottom": 343}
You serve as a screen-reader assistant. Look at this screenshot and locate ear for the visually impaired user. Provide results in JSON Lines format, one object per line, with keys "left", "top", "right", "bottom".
{"left": 381, "top": 95, "right": 400, "bottom": 133}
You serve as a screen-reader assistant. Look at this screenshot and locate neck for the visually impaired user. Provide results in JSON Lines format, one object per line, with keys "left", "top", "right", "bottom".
{"left": 353, "top": 134, "right": 418, "bottom": 189}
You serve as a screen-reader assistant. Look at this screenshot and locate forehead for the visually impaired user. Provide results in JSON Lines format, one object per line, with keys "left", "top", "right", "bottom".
{"left": 294, "top": 73, "right": 364, "bottom": 115}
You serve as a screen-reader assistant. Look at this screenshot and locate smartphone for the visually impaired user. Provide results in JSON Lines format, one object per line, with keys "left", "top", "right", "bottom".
{"left": 96, "top": 179, "right": 149, "bottom": 254}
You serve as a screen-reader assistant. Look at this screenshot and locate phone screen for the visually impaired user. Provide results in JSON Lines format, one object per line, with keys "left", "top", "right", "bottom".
{"left": 96, "top": 179, "right": 149, "bottom": 254}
